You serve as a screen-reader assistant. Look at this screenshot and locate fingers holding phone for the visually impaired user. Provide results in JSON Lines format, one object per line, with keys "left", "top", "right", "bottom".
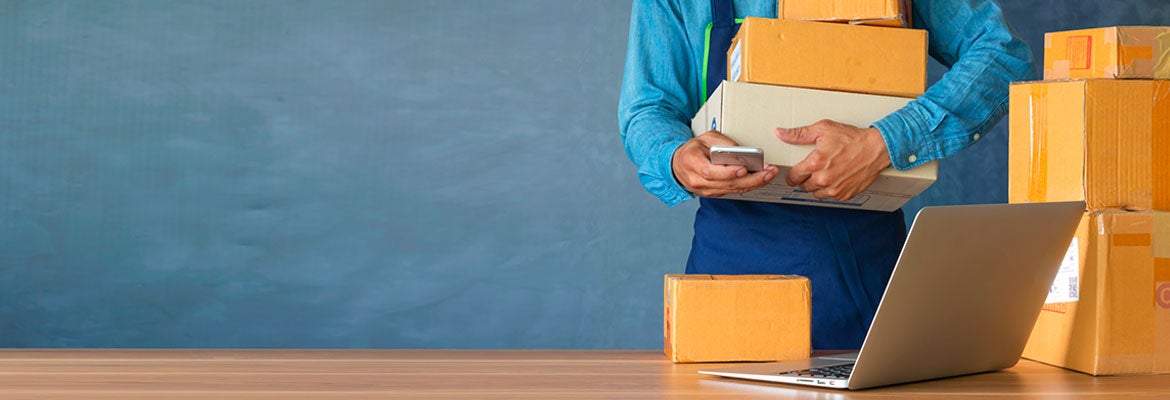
{"left": 671, "top": 131, "right": 779, "bottom": 197}
{"left": 710, "top": 145, "right": 764, "bottom": 172}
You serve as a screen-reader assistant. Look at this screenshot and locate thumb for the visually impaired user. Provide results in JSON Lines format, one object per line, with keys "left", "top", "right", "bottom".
{"left": 776, "top": 125, "right": 821, "bottom": 145}
{"left": 697, "top": 130, "right": 738, "bottom": 147}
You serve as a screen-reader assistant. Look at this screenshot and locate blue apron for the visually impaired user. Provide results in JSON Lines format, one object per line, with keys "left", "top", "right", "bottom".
{"left": 690, "top": 0, "right": 908, "bottom": 350}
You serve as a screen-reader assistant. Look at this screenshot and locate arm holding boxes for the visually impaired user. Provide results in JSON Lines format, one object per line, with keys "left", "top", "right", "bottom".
{"left": 618, "top": 0, "right": 778, "bottom": 205}
{"left": 774, "top": 0, "right": 1036, "bottom": 201}
{"left": 617, "top": 1, "right": 699, "bottom": 207}
{"left": 619, "top": 0, "right": 1035, "bottom": 205}
{"left": 870, "top": 0, "right": 1035, "bottom": 172}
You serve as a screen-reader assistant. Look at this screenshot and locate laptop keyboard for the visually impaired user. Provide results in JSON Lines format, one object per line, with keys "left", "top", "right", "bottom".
{"left": 786, "top": 364, "right": 854, "bottom": 379}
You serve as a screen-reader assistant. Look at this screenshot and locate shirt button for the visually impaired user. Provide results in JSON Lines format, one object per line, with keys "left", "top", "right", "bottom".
{"left": 973, "top": 133, "right": 981, "bottom": 141}
{"left": 908, "top": 154, "right": 918, "bottom": 163}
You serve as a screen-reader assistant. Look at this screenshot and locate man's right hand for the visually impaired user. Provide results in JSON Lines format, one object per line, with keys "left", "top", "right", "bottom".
{"left": 671, "top": 131, "right": 779, "bottom": 197}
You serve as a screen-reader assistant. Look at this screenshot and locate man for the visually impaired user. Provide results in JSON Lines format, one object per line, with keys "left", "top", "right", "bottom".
{"left": 618, "top": 0, "right": 1034, "bottom": 350}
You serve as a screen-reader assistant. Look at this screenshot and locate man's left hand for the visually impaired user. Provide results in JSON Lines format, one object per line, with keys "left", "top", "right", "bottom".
{"left": 776, "top": 120, "right": 892, "bottom": 201}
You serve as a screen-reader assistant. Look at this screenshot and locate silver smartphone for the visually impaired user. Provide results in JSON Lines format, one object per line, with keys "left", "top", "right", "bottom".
{"left": 709, "top": 145, "right": 764, "bottom": 172}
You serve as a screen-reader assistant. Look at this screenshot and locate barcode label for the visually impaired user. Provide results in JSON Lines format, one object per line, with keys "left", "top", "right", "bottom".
{"left": 729, "top": 41, "right": 742, "bottom": 82}
{"left": 1045, "top": 238, "right": 1079, "bottom": 304}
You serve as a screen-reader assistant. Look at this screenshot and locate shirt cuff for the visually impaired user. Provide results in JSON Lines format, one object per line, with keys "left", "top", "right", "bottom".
{"left": 872, "top": 103, "right": 940, "bottom": 171}
{"left": 655, "top": 139, "right": 687, "bottom": 205}
{"left": 651, "top": 137, "right": 693, "bottom": 207}
{"left": 630, "top": 117, "right": 694, "bottom": 206}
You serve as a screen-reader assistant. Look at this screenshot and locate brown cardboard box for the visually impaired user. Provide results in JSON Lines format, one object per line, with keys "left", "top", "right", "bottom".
{"left": 778, "top": 0, "right": 911, "bottom": 28}
{"left": 1007, "top": 80, "right": 1170, "bottom": 211}
{"left": 1044, "top": 26, "right": 1170, "bottom": 80}
{"left": 1022, "top": 210, "right": 1170, "bottom": 375}
{"left": 664, "top": 274, "right": 810, "bottom": 363}
{"left": 728, "top": 17, "right": 927, "bottom": 98}
{"left": 692, "top": 80, "right": 936, "bottom": 212}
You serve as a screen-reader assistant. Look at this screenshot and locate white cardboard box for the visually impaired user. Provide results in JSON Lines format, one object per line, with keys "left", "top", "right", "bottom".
{"left": 691, "top": 81, "right": 937, "bottom": 212}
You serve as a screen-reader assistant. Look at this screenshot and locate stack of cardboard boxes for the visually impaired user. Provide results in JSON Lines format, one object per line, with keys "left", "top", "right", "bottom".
{"left": 665, "top": 1, "right": 932, "bottom": 364}
{"left": 689, "top": 0, "right": 936, "bottom": 212}
{"left": 1012, "top": 26, "right": 1170, "bottom": 376}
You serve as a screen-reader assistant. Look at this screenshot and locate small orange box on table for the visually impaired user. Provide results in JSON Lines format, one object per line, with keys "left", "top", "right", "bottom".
{"left": 664, "top": 274, "right": 810, "bottom": 363}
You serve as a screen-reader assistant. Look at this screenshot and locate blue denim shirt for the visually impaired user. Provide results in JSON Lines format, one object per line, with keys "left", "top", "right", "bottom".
{"left": 618, "top": 0, "right": 1036, "bottom": 206}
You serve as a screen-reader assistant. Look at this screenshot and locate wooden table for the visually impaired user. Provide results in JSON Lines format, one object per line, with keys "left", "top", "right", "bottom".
{"left": 0, "top": 350, "right": 1167, "bottom": 399}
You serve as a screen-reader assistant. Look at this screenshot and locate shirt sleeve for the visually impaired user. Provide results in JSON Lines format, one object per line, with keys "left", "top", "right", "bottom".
{"left": 872, "top": 0, "right": 1037, "bottom": 170}
{"left": 617, "top": 0, "right": 700, "bottom": 206}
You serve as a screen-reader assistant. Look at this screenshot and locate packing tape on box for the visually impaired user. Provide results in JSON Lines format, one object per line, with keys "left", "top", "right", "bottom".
{"left": 1028, "top": 85, "right": 1049, "bottom": 202}
{"left": 1156, "top": 213, "right": 1169, "bottom": 287}
{"left": 1118, "top": 26, "right": 1165, "bottom": 78}
{"left": 1157, "top": 258, "right": 1170, "bottom": 309}
{"left": 1117, "top": 28, "right": 1143, "bottom": 76}
{"left": 1156, "top": 213, "right": 1170, "bottom": 258}
{"left": 1105, "top": 27, "right": 1119, "bottom": 45}
{"left": 1157, "top": 236, "right": 1170, "bottom": 372}
{"left": 1050, "top": 60, "right": 1071, "bottom": 80}
{"left": 1157, "top": 32, "right": 1170, "bottom": 79}
{"left": 1121, "top": 47, "right": 1155, "bottom": 78}
{"left": 1118, "top": 26, "right": 1165, "bottom": 47}
{"left": 1156, "top": 83, "right": 1170, "bottom": 210}
{"left": 1113, "top": 233, "right": 1152, "bottom": 247}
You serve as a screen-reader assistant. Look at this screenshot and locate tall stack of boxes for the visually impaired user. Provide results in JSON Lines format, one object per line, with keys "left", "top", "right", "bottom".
{"left": 689, "top": 0, "right": 936, "bottom": 212}
{"left": 1012, "top": 26, "right": 1170, "bottom": 376}
{"left": 666, "top": 1, "right": 930, "bottom": 363}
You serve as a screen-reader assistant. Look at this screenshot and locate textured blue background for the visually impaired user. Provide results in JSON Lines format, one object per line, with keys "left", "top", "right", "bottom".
{"left": 1, "top": 0, "right": 1166, "bottom": 348}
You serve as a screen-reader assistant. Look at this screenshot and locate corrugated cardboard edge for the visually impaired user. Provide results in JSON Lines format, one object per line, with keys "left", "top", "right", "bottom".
{"left": 778, "top": 0, "right": 911, "bottom": 28}
{"left": 664, "top": 275, "right": 676, "bottom": 361}
{"left": 849, "top": 0, "right": 912, "bottom": 28}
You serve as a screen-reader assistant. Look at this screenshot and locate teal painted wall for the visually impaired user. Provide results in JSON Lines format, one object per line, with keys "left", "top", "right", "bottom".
{"left": 1, "top": 0, "right": 1166, "bottom": 348}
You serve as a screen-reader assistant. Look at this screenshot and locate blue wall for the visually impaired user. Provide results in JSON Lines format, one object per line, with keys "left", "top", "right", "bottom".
{"left": 0, "top": 0, "right": 1165, "bottom": 348}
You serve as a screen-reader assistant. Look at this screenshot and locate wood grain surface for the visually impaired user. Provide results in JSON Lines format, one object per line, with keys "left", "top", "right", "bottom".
{"left": 0, "top": 350, "right": 1166, "bottom": 399}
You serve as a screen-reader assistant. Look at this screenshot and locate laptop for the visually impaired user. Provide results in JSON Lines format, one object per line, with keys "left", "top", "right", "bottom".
{"left": 699, "top": 201, "right": 1085, "bottom": 390}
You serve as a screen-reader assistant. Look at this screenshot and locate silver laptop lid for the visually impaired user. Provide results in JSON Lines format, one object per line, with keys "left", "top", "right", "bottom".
{"left": 848, "top": 201, "right": 1084, "bottom": 389}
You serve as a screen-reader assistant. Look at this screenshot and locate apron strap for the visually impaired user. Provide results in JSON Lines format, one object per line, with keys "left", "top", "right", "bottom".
{"left": 710, "top": 0, "right": 734, "bottom": 29}
{"left": 703, "top": 0, "right": 738, "bottom": 99}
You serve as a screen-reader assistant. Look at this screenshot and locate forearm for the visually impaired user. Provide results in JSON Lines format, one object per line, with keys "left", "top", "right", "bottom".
{"left": 875, "top": 0, "right": 1035, "bottom": 170}
{"left": 621, "top": 111, "right": 693, "bottom": 206}
{"left": 618, "top": 0, "right": 701, "bottom": 205}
